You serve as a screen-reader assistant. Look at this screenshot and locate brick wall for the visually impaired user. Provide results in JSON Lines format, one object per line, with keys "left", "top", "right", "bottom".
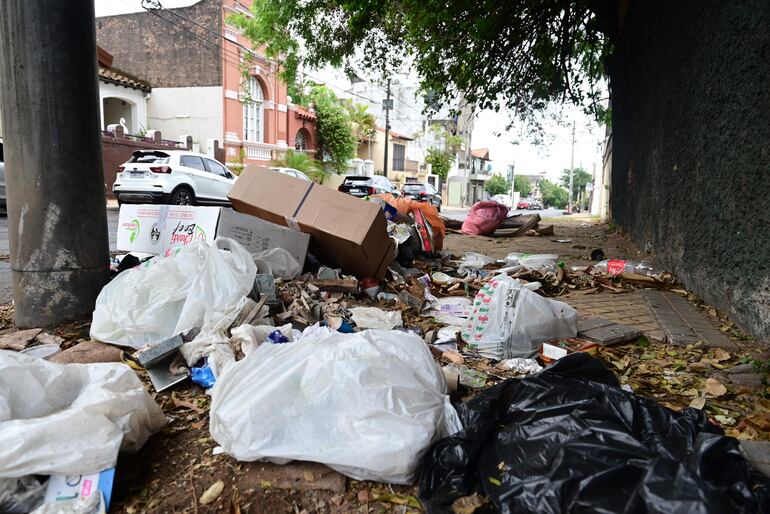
{"left": 96, "top": 0, "right": 222, "bottom": 88}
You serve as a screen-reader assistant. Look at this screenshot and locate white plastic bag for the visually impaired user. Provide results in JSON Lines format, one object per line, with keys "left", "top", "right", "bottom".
{"left": 0, "top": 351, "right": 166, "bottom": 478}
{"left": 91, "top": 238, "right": 256, "bottom": 349}
{"left": 349, "top": 307, "right": 403, "bottom": 330}
{"left": 252, "top": 248, "right": 301, "bottom": 279}
{"left": 210, "top": 330, "right": 460, "bottom": 484}
{"left": 461, "top": 275, "right": 578, "bottom": 359}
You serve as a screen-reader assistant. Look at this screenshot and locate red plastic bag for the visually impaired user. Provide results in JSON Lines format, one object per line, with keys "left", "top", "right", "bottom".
{"left": 461, "top": 201, "right": 509, "bottom": 236}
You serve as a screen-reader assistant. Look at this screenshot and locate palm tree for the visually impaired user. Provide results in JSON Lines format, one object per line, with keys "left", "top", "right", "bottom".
{"left": 347, "top": 102, "right": 376, "bottom": 143}
{"left": 270, "top": 149, "right": 326, "bottom": 183}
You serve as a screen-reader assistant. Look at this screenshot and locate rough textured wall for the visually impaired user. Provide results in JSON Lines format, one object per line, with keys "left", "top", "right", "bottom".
{"left": 96, "top": 0, "right": 221, "bottom": 87}
{"left": 610, "top": 1, "right": 770, "bottom": 340}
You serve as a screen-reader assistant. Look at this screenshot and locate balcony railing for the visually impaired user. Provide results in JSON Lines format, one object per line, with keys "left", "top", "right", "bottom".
{"left": 243, "top": 141, "right": 284, "bottom": 161}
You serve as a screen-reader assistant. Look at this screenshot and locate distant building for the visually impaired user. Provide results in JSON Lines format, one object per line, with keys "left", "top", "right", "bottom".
{"left": 467, "top": 148, "right": 493, "bottom": 204}
{"left": 517, "top": 171, "right": 548, "bottom": 199}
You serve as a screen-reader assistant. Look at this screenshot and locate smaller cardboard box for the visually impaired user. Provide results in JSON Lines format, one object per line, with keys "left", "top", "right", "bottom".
{"left": 228, "top": 166, "right": 395, "bottom": 278}
{"left": 540, "top": 339, "right": 600, "bottom": 365}
{"left": 217, "top": 208, "right": 310, "bottom": 268}
{"left": 116, "top": 204, "right": 220, "bottom": 255}
{"left": 117, "top": 205, "right": 310, "bottom": 268}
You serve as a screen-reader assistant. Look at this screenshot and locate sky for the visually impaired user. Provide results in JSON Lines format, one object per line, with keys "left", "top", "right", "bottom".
{"left": 95, "top": 0, "right": 606, "bottom": 184}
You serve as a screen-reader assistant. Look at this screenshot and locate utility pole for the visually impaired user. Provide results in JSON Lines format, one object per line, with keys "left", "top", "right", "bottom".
{"left": 382, "top": 78, "right": 392, "bottom": 178}
{"left": 0, "top": 0, "right": 110, "bottom": 326}
{"left": 568, "top": 120, "right": 575, "bottom": 213}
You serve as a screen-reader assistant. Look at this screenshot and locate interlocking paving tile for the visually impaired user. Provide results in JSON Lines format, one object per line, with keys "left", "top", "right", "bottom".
{"left": 641, "top": 290, "right": 736, "bottom": 349}
{"left": 562, "top": 291, "right": 664, "bottom": 341}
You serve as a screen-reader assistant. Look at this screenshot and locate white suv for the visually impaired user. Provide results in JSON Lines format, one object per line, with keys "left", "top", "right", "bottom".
{"left": 113, "top": 150, "right": 237, "bottom": 205}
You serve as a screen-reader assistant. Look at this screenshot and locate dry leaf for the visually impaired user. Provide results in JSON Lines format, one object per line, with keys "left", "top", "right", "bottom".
{"left": 689, "top": 396, "right": 706, "bottom": 410}
{"left": 357, "top": 490, "right": 370, "bottom": 503}
{"left": 199, "top": 480, "right": 224, "bottom": 505}
{"left": 303, "top": 470, "right": 315, "bottom": 482}
{"left": 452, "top": 494, "right": 487, "bottom": 514}
{"left": 704, "top": 378, "right": 727, "bottom": 398}
{"left": 712, "top": 348, "right": 731, "bottom": 362}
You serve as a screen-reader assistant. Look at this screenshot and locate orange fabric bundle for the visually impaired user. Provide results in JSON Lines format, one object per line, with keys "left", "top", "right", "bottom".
{"left": 373, "top": 193, "right": 446, "bottom": 251}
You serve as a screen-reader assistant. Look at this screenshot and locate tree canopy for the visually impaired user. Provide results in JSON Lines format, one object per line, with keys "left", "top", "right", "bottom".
{"left": 513, "top": 175, "right": 532, "bottom": 197}
{"left": 540, "top": 179, "right": 569, "bottom": 208}
{"left": 484, "top": 175, "right": 510, "bottom": 196}
{"left": 560, "top": 167, "right": 592, "bottom": 199}
{"left": 306, "top": 86, "right": 357, "bottom": 174}
{"left": 229, "top": 1, "right": 611, "bottom": 124}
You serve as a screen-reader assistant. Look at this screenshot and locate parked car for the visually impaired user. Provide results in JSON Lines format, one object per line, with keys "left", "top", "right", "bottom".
{"left": 528, "top": 200, "right": 543, "bottom": 210}
{"left": 491, "top": 194, "right": 512, "bottom": 208}
{"left": 0, "top": 138, "right": 5, "bottom": 212}
{"left": 113, "top": 150, "right": 237, "bottom": 205}
{"left": 338, "top": 175, "right": 398, "bottom": 198}
{"left": 270, "top": 166, "right": 312, "bottom": 182}
{"left": 516, "top": 199, "right": 530, "bottom": 210}
{"left": 401, "top": 183, "right": 442, "bottom": 211}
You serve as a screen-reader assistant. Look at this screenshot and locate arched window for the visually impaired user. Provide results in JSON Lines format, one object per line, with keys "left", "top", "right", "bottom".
{"left": 295, "top": 128, "right": 309, "bottom": 151}
{"left": 243, "top": 77, "right": 263, "bottom": 142}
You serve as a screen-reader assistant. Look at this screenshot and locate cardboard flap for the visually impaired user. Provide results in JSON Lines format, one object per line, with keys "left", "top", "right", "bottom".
{"left": 228, "top": 165, "right": 314, "bottom": 226}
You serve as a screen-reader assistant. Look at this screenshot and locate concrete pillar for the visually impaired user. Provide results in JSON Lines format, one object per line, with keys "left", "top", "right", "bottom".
{"left": 0, "top": 0, "right": 109, "bottom": 326}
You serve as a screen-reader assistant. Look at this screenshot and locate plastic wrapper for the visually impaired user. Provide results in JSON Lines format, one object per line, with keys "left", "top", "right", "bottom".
{"left": 349, "top": 307, "right": 403, "bottom": 330}
{"left": 210, "top": 330, "right": 461, "bottom": 484}
{"left": 461, "top": 275, "right": 578, "bottom": 359}
{"left": 0, "top": 351, "right": 166, "bottom": 478}
{"left": 0, "top": 476, "right": 46, "bottom": 513}
{"left": 496, "top": 357, "right": 543, "bottom": 374}
{"left": 91, "top": 238, "right": 256, "bottom": 349}
{"left": 251, "top": 247, "right": 301, "bottom": 279}
{"left": 419, "top": 353, "right": 770, "bottom": 513}
{"left": 461, "top": 201, "right": 509, "bottom": 236}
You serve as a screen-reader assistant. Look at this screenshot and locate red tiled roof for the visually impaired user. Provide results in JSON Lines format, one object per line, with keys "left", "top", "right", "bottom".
{"left": 376, "top": 126, "right": 413, "bottom": 141}
{"left": 98, "top": 66, "right": 151, "bottom": 92}
{"left": 292, "top": 104, "right": 317, "bottom": 121}
{"left": 471, "top": 148, "right": 490, "bottom": 159}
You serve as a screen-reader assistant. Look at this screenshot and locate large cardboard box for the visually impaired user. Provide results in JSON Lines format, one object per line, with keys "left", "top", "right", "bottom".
{"left": 228, "top": 166, "right": 395, "bottom": 278}
{"left": 117, "top": 204, "right": 310, "bottom": 268}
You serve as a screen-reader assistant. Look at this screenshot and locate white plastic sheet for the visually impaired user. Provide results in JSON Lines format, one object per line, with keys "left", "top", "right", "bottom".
{"left": 0, "top": 351, "right": 165, "bottom": 478}
{"left": 461, "top": 274, "right": 578, "bottom": 359}
{"left": 252, "top": 248, "right": 301, "bottom": 280}
{"left": 210, "top": 330, "right": 460, "bottom": 484}
{"left": 91, "top": 238, "right": 256, "bottom": 349}
{"left": 349, "top": 307, "right": 403, "bottom": 330}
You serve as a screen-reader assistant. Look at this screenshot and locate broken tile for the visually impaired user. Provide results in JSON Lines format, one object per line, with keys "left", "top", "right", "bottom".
{"left": 0, "top": 328, "right": 43, "bottom": 351}
{"left": 49, "top": 340, "right": 124, "bottom": 364}
{"left": 577, "top": 317, "right": 642, "bottom": 346}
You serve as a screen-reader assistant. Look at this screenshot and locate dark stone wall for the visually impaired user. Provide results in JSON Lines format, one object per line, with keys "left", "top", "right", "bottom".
{"left": 96, "top": 0, "right": 222, "bottom": 87}
{"left": 610, "top": 1, "right": 770, "bottom": 340}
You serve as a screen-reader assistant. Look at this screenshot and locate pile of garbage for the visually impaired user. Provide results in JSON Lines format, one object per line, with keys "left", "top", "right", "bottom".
{"left": 1, "top": 167, "right": 768, "bottom": 512}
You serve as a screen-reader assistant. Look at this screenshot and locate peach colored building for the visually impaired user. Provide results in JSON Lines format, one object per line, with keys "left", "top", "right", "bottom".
{"left": 97, "top": 0, "right": 316, "bottom": 167}
{"left": 221, "top": 0, "right": 316, "bottom": 165}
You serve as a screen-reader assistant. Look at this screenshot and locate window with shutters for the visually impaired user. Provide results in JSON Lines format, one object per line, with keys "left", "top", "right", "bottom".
{"left": 243, "top": 77, "right": 263, "bottom": 142}
{"left": 392, "top": 144, "right": 405, "bottom": 171}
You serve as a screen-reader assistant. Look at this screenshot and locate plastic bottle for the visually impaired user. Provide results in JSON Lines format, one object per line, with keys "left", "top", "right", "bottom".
{"left": 593, "top": 259, "right": 657, "bottom": 277}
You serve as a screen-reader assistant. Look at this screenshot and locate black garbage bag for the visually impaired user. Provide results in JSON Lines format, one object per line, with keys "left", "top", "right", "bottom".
{"left": 419, "top": 353, "right": 770, "bottom": 514}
